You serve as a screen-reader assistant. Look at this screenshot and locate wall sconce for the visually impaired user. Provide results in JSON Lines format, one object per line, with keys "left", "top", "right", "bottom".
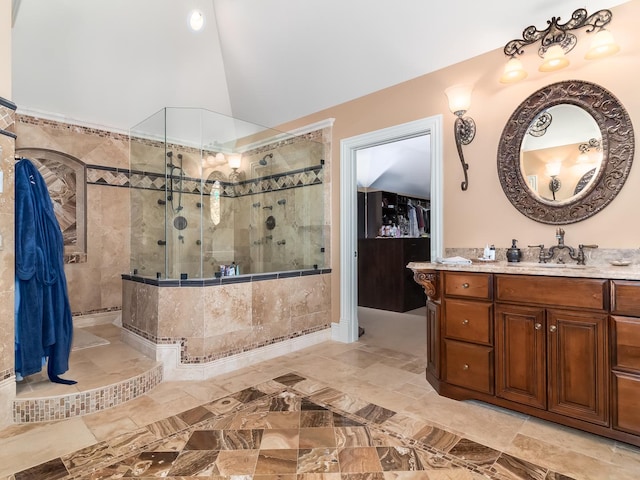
{"left": 500, "top": 8, "right": 619, "bottom": 83}
{"left": 444, "top": 84, "right": 476, "bottom": 191}
{"left": 227, "top": 154, "right": 242, "bottom": 183}
{"left": 545, "top": 161, "right": 562, "bottom": 200}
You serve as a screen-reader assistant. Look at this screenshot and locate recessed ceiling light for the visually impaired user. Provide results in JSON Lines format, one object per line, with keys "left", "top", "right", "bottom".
{"left": 188, "top": 10, "right": 205, "bottom": 32}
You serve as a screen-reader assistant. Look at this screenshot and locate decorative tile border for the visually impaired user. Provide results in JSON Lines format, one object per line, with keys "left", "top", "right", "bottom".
{"left": 13, "top": 363, "right": 163, "bottom": 423}
{"left": 0, "top": 96, "right": 17, "bottom": 137}
{"left": 72, "top": 306, "right": 122, "bottom": 318}
{"left": 87, "top": 163, "right": 323, "bottom": 198}
{"left": 16, "top": 114, "right": 129, "bottom": 143}
{"left": 123, "top": 322, "right": 330, "bottom": 365}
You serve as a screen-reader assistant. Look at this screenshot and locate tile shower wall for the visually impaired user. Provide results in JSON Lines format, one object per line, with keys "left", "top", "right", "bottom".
{"left": 129, "top": 127, "right": 329, "bottom": 278}
{"left": 122, "top": 271, "right": 331, "bottom": 365}
{"left": 0, "top": 98, "right": 17, "bottom": 428}
{"left": 15, "top": 115, "right": 130, "bottom": 315}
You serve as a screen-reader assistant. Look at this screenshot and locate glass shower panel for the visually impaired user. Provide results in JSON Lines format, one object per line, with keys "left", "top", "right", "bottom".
{"left": 129, "top": 107, "right": 326, "bottom": 279}
{"left": 129, "top": 108, "right": 169, "bottom": 278}
{"left": 164, "top": 108, "right": 205, "bottom": 279}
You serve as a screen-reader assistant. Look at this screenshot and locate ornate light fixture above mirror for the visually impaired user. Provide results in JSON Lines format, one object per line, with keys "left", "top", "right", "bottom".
{"left": 500, "top": 9, "right": 620, "bottom": 83}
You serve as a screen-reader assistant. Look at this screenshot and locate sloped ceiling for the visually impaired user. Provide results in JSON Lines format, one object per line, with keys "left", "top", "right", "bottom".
{"left": 10, "top": 0, "right": 629, "bottom": 133}
{"left": 357, "top": 135, "right": 431, "bottom": 199}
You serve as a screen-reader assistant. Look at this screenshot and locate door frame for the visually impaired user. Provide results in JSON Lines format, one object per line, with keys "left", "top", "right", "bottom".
{"left": 332, "top": 115, "right": 444, "bottom": 343}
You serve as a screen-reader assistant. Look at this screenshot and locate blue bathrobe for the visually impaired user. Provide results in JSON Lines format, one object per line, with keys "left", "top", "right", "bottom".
{"left": 15, "top": 158, "right": 73, "bottom": 380}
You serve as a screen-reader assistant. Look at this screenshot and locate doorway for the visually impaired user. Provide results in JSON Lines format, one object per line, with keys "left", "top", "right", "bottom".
{"left": 332, "top": 116, "right": 444, "bottom": 343}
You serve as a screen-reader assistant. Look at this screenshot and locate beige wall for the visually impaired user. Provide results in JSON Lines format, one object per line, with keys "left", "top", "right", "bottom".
{"left": 277, "top": 1, "right": 640, "bottom": 323}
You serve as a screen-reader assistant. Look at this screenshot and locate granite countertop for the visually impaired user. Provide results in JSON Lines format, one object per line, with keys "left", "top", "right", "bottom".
{"left": 407, "top": 260, "right": 640, "bottom": 281}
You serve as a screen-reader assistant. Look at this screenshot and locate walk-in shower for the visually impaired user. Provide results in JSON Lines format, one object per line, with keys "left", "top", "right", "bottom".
{"left": 128, "top": 108, "right": 328, "bottom": 280}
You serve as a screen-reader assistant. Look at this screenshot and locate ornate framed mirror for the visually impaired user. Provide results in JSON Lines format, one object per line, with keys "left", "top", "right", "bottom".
{"left": 497, "top": 80, "right": 634, "bottom": 224}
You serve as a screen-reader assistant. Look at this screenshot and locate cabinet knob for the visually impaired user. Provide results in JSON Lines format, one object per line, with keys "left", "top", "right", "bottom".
{"left": 462, "top": 364, "right": 469, "bottom": 370}
{"left": 534, "top": 323, "right": 542, "bottom": 330}
{"left": 549, "top": 325, "right": 557, "bottom": 332}
{"left": 462, "top": 319, "right": 469, "bottom": 325}
{"left": 462, "top": 283, "right": 470, "bottom": 289}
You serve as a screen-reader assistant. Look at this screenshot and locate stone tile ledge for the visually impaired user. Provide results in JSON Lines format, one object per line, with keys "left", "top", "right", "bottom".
{"left": 12, "top": 362, "right": 163, "bottom": 423}
{"left": 408, "top": 260, "right": 640, "bottom": 281}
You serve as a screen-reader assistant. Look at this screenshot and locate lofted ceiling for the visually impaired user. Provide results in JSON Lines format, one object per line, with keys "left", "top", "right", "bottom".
{"left": 10, "top": 0, "right": 629, "bottom": 132}
{"left": 357, "top": 135, "right": 431, "bottom": 199}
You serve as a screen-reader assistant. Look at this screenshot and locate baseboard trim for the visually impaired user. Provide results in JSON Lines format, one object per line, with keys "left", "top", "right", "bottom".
{"left": 124, "top": 328, "right": 332, "bottom": 381}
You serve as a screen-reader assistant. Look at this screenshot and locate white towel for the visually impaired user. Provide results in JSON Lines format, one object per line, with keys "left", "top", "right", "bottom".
{"left": 436, "top": 256, "right": 472, "bottom": 265}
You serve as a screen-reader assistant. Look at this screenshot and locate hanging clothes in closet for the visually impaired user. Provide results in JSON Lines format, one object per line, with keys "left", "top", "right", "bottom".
{"left": 15, "top": 158, "right": 76, "bottom": 384}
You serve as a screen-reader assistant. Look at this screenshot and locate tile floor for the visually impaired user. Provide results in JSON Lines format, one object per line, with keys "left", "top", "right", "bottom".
{"left": 2, "top": 307, "right": 640, "bottom": 479}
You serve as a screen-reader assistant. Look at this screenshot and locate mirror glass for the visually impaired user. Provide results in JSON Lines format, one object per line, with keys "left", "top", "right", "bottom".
{"left": 520, "top": 104, "right": 602, "bottom": 203}
{"left": 498, "top": 80, "right": 634, "bottom": 224}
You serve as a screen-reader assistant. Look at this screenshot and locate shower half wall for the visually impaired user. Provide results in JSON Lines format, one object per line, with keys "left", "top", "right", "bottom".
{"left": 123, "top": 109, "right": 333, "bottom": 379}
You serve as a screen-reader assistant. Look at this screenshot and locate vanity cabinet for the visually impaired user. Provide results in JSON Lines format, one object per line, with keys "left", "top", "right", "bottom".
{"left": 611, "top": 281, "right": 640, "bottom": 436}
{"left": 415, "top": 269, "right": 640, "bottom": 447}
{"left": 495, "top": 275, "right": 609, "bottom": 426}
{"left": 442, "top": 272, "right": 494, "bottom": 394}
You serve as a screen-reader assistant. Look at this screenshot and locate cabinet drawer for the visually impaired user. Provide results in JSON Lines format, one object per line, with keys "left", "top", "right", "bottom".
{"left": 444, "top": 299, "right": 492, "bottom": 344}
{"left": 612, "top": 372, "right": 640, "bottom": 436}
{"left": 444, "top": 273, "right": 492, "bottom": 300}
{"left": 612, "top": 281, "right": 640, "bottom": 316}
{"left": 495, "top": 275, "right": 607, "bottom": 310}
{"left": 612, "top": 316, "right": 640, "bottom": 373}
{"left": 444, "top": 340, "right": 493, "bottom": 394}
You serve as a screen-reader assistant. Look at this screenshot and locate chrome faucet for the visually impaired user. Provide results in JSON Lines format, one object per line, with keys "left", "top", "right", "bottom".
{"left": 529, "top": 228, "right": 598, "bottom": 265}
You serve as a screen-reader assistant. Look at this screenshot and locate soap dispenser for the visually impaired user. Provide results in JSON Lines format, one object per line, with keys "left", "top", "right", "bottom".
{"left": 506, "top": 239, "right": 522, "bottom": 263}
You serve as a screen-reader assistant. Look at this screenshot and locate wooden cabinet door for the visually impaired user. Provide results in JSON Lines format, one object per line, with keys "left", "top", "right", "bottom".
{"left": 547, "top": 309, "right": 609, "bottom": 426}
{"left": 495, "top": 304, "right": 546, "bottom": 409}
{"left": 426, "top": 300, "right": 440, "bottom": 378}
{"left": 612, "top": 371, "right": 640, "bottom": 436}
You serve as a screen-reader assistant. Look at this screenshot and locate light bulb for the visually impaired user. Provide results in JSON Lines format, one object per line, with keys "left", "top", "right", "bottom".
{"left": 585, "top": 29, "right": 620, "bottom": 60}
{"left": 500, "top": 58, "right": 527, "bottom": 84}
{"left": 539, "top": 45, "right": 569, "bottom": 72}
{"left": 228, "top": 155, "right": 241, "bottom": 170}
{"left": 444, "top": 85, "right": 473, "bottom": 116}
{"left": 188, "top": 10, "right": 205, "bottom": 32}
{"left": 545, "top": 161, "right": 562, "bottom": 177}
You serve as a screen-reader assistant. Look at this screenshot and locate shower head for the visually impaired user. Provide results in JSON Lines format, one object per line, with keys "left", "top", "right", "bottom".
{"left": 259, "top": 153, "right": 273, "bottom": 166}
{"left": 166, "top": 151, "right": 173, "bottom": 158}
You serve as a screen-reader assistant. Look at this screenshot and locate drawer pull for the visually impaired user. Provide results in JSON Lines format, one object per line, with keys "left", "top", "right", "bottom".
{"left": 462, "top": 283, "right": 470, "bottom": 289}
{"left": 534, "top": 323, "right": 542, "bottom": 330}
{"left": 462, "top": 319, "right": 469, "bottom": 325}
{"left": 549, "top": 325, "right": 557, "bottom": 332}
{"left": 462, "top": 364, "right": 469, "bottom": 370}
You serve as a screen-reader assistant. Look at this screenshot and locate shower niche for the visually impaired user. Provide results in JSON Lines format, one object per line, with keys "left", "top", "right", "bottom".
{"left": 129, "top": 108, "right": 327, "bottom": 279}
